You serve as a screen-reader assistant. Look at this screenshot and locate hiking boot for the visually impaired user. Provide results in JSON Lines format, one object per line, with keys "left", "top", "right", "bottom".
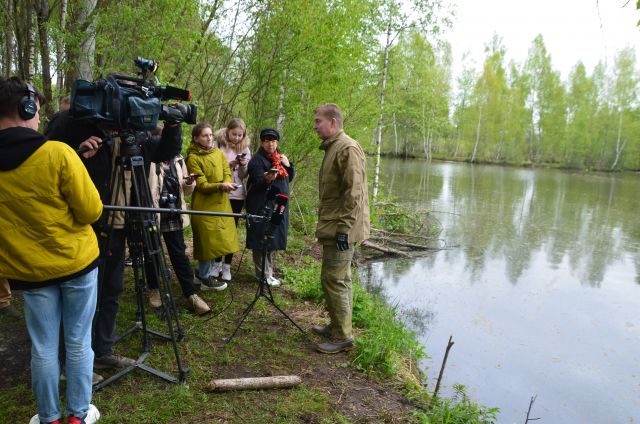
{"left": 61, "top": 371, "right": 104, "bottom": 386}
{"left": 94, "top": 353, "right": 136, "bottom": 369}
{"left": 201, "top": 276, "right": 227, "bottom": 292}
{"left": 210, "top": 261, "right": 222, "bottom": 278}
{"left": 188, "top": 294, "right": 210, "bottom": 315}
{"left": 221, "top": 264, "right": 232, "bottom": 281}
{"left": 67, "top": 404, "right": 100, "bottom": 424}
{"left": 0, "top": 304, "right": 22, "bottom": 320}
{"left": 148, "top": 289, "right": 161, "bottom": 308}
{"left": 316, "top": 339, "right": 355, "bottom": 354}
{"left": 311, "top": 324, "right": 332, "bottom": 338}
{"left": 267, "top": 276, "right": 281, "bottom": 287}
{"left": 29, "top": 416, "right": 61, "bottom": 424}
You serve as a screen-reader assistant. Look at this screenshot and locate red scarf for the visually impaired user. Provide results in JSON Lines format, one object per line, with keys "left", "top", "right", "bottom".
{"left": 266, "top": 150, "right": 289, "bottom": 179}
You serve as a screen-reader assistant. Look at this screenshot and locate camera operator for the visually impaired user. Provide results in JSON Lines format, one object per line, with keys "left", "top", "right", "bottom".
{"left": 0, "top": 77, "right": 102, "bottom": 424}
{"left": 45, "top": 95, "right": 183, "bottom": 370}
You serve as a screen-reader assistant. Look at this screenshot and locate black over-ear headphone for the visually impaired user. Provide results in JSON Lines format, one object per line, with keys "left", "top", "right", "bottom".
{"left": 18, "top": 83, "right": 37, "bottom": 120}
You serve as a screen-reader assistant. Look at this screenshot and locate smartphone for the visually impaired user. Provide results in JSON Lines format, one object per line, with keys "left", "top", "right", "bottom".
{"left": 269, "top": 168, "right": 278, "bottom": 174}
{"left": 185, "top": 173, "right": 203, "bottom": 179}
{"left": 233, "top": 183, "right": 242, "bottom": 190}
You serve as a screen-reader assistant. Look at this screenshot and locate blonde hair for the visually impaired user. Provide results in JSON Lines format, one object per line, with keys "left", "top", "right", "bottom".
{"left": 216, "top": 117, "right": 250, "bottom": 154}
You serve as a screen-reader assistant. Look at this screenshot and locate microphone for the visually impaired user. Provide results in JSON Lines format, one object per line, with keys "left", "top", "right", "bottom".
{"left": 270, "top": 194, "right": 288, "bottom": 225}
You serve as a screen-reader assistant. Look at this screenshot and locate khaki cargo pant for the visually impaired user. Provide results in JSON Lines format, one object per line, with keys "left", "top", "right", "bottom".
{"left": 320, "top": 243, "right": 355, "bottom": 340}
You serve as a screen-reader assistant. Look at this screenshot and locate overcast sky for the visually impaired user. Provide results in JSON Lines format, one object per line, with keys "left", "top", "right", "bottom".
{"left": 445, "top": 0, "right": 640, "bottom": 80}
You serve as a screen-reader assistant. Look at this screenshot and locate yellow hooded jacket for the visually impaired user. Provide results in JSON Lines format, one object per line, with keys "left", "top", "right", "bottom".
{"left": 0, "top": 127, "right": 103, "bottom": 283}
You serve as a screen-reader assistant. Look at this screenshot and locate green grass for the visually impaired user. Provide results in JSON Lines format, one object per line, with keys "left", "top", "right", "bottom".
{"left": 1, "top": 192, "right": 497, "bottom": 423}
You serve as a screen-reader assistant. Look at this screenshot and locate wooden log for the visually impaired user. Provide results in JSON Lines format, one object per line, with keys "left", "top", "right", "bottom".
{"left": 369, "top": 236, "right": 440, "bottom": 250}
{"left": 206, "top": 375, "right": 302, "bottom": 392}
{"left": 371, "top": 228, "right": 439, "bottom": 241}
{"left": 361, "top": 240, "right": 410, "bottom": 257}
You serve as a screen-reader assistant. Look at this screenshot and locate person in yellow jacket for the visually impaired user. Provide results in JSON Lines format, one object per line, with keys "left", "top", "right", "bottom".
{"left": 0, "top": 77, "right": 103, "bottom": 423}
{"left": 186, "top": 122, "right": 240, "bottom": 291}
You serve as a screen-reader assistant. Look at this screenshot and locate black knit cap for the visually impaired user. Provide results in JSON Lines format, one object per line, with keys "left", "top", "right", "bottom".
{"left": 260, "top": 128, "right": 280, "bottom": 141}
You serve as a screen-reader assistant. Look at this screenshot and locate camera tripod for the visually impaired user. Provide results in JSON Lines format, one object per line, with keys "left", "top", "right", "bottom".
{"left": 225, "top": 210, "right": 306, "bottom": 343}
{"left": 93, "top": 134, "right": 189, "bottom": 390}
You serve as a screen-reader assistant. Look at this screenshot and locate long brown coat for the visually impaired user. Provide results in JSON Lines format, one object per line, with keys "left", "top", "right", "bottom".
{"left": 316, "top": 130, "right": 370, "bottom": 244}
{"left": 186, "top": 143, "right": 239, "bottom": 260}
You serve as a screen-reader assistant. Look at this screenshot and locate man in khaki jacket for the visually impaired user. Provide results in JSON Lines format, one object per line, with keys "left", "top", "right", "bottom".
{"left": 313, "top": 103, "right": 370, "bottom": 354}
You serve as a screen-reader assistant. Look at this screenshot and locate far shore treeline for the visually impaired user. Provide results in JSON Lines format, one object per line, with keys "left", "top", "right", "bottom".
{"left": 2, "top": 0, "right": 640, "bottom": 173}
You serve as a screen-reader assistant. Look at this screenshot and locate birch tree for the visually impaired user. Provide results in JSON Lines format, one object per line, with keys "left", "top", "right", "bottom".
{"left": 371, "top": 0, "right": 450, "bottom": 201}
{"left": 609, "top": 47, "right": 637, "bottom": 170}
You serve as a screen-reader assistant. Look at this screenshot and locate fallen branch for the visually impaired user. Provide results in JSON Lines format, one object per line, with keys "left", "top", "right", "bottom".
{"left": 361, "top": 240, "right": 411, "bottom": 257}
{"left": 206, "top": 375, "right": 302, "bottom": 392}
{"left": 432, "top": 335, "right": 454, "bottom": 401}
{"left": 371, "top": 228, "right": 440, "bottom": 242}
{"left": 369, "top": 236, "right": 441, "bottom": 250}
{"left": 524, "top": 395, "right": 540, "bottom": 422}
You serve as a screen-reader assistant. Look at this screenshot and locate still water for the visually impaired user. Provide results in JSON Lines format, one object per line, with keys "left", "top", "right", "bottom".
{"left": 359, "top": 159, "right": 640, "bottom": 423}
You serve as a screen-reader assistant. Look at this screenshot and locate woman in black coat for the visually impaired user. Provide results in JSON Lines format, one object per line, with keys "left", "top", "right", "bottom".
{"left": 245, "top": 128, "right": 294, "bottom": 286}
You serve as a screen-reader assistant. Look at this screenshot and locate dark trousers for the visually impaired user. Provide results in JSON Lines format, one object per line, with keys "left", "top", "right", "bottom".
{"left": 93, "top": 228, "right": 126, "bottom": 358}
{"left": 146, "top": 230, "right": 197, "bottom": 298}
{"left": 217, "top": 199, "right": 245, "bottom": 265}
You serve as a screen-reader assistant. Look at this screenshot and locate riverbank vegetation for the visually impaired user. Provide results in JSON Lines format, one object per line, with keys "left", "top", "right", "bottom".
{"left": 3, "top": 1, "right": 640, "bottom": 172}
{"left": 0, "top": 200, "right": 499, "bottom": 423}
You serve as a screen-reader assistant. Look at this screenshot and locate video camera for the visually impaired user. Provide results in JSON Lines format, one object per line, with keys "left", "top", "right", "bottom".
{"left": 70, "top": 57, "right": 197, "bottom": 132}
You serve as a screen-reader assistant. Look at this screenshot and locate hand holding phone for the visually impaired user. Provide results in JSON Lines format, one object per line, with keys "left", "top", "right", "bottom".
{"left": 269, "top": 168, "right": 278, "bottom": 174}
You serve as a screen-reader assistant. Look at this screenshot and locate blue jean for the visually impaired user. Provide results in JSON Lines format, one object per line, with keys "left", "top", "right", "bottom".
{"left": 23, "top": 268, "right": 98, "bottom": 422}
{"left": 198, "top": 260, "right": 213, "bottom": 279}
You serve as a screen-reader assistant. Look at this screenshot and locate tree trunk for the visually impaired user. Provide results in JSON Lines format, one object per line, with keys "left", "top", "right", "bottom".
{"left": 35, "top": 0, "right": 54, "bottom": 119}
{"left": 276, "top": 77, "right": 286, "bottom": 131}
{"left": 65, "top": 0, "right": 98, "bottom": 93}
{"left": 56, "top": 0, "right": 68, "bottom": 97}
{"left": 372, "top": 20, "right": 392, "bottom": 202}
{"left": 393, "top": 112, "right": 398, "bottom": 156}
{"left": 1, "top": 0, "right": 14, "bottom": 77}
{"left": 77, "top": 0, "right": 97, "bottom": 81}
{"left": 26, "top": 4, "right": 36, "bottom": 81}
{"left": 610, "top": 111, "right": 626, "bottom": 170}
{"left": 471, "top": 104, "right": 482, "bottom": 163}
{"left": 13, "top": 0, "right": 35, "bottom": 81}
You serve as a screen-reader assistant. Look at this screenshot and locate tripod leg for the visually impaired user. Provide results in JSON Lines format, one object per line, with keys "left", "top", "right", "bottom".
{"left": 225, "top": 229, "right": 306, "bottom": 342}
{"left": 98, "top": 153, "right": 189, "bottom": 389}
{"left": 224, "top": 283, "right": 264, "bottom": 343}
{"left": 262, "top": 284, "right": 306, "bottom": 334}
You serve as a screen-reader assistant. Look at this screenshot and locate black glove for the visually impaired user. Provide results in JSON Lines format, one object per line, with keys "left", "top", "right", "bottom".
{"left": 336, "top": 232, "right": 349, "bottom": 251}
